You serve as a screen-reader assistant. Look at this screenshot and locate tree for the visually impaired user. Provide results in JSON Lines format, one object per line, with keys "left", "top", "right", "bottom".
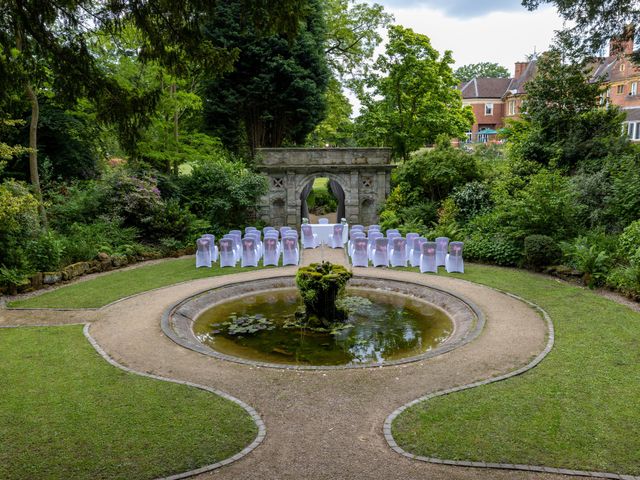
{"left": 306, "top": 77, "right": 354, "bottom": 146}
{"left": 0, "top": 0, "right": 313, "bottom": 225}
{"left": 203, "top": 0, "right": 329, "bottom": 152}
{"left": 355, "top": 25, "right": 474, "bottom": 160}
{"left": 504, "top": 50, "right": 628, "bottom": 170}
{"left": 323, "top": 0, "right": 393, "bottom": 80}
{"left": 455, "top": 62, "right": 510, "bottom": 82}
{"left": 523, "top": 0, "right": 640, "bottom": 60}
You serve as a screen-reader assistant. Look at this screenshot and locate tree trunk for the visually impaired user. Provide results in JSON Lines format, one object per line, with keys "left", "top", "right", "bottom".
{"left": 172, "top": 83, "right": 179, "bottom": 175}
{"left": 25, "top": 84, "right": 47, "bottom": 228}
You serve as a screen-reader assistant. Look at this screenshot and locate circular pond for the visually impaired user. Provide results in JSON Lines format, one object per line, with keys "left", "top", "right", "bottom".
{"left": 163, "top": 276, "right": 482, "bottom": 369}
{"left": 193, "top": 287, "right": 452, "bottom": 366}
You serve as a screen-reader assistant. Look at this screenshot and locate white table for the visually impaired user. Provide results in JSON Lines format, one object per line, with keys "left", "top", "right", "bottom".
{"left": 304, "top": 223, "right": 348, "bottom": 245}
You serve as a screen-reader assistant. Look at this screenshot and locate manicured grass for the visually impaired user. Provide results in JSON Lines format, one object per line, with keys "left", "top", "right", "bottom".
{"left": 392, "top": 264, "right": 640, "bottom": 475}
{"left": 0, "top": 325, "right": 257, "bottom": 480}
{"left": 9, "top": 258, "right": 266, "bottom": 309}
{"left": 312, "top": 177, "right": 329, "bottom": 189}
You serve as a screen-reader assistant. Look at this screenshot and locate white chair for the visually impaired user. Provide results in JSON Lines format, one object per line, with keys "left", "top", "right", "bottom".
{"left": 263, "top": 237, "right": 280, "bottom": 266}
{"left": 410, "top": 237, "right": 427, "bottom": 267}
{"left": 420, "top": 241, "right": 438, "bottom": 273}
{"left": 446, "top": 241, "right": 464, "bottom": 273}
{"left": 195, "top": 238, "right": 212, "bottom": 268}
{"left": 386, "top": 229, "right": 400, "bottom": 236}
{"left": 280, "top": 226, "right": 292, "bottom": 238}
{"left": 405, "top": 233, "right": 419, "bottom": 262}
{"left": 349, "top": 231, "right": 366, "bottom": 258}
{"left": 201, "top": 234, "right": 218, "bottom": 262}
{"left": 301, "top": 224, "right": 318, "bottom": 249}
{"left": 351, "top": 237, "right": 369, "bottom": 267}
{"left": 329, "top": 224, "right": 344, "bottom": 248}
{"left": 241, "top": 237, "right": 259, "bottom": 267}
{"left": 245, "top": 226, "right": 258, "bottom": 235}
{"left": 246, "top": 231, "right": 263, "bottom": 258}
{"left": 219, "top": 238, "right": 237, "bottom": 268}
{"left": 282, "top": 236, "right": 299, "bottom": 265}
{"left": 229, "top": 232, "right": 242, "bottom": 260}
{"left": 351, "top": 224, "right": 364, "bottom": 232}
{"left": 283, "top": 233, "right": 300, "bottom": 263}
{"left": 368, "top": 224, "right": 380, "bottom": 232}
{"left": 373, "top": 237, "right": 389, "bottom": 267}
{"left": 387, "top": 232, "right": 401, "bottom": 255}
{"left": 436, "top": 237, "right": 450, "bottom": 267}
{"left": 367, "top": 231, "right": 383, "bottom": 260}
{"left": 390, "top": 237, "right": 407, "bottom": 267}
{"left": 318, "top": 217, "right": 329, "bottom": 224}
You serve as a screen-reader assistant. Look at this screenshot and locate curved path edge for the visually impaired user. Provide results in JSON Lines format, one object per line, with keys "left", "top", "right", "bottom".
{"left": 384, "top": 290, "right": 639, "bottom": 480}
{"left": 82, "top": 323, "right": 267, "bottom": 480}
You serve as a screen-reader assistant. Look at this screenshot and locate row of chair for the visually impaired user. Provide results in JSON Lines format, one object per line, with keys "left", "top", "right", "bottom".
{"left": 346, "top": 228, "right": 464, "bottom": 273}
{"left": 196, "top": 226, "right": 302, "bottom": 268}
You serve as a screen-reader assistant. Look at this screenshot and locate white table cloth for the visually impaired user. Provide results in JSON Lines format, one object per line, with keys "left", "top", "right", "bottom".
{"left": 303, "top": 223, "right": 348, "bottom": 245}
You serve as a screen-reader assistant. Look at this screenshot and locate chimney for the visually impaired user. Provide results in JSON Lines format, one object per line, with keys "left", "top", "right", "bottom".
{"left": 609, "top": 25, "right": 635, "bottom": 56}
{"left": 514, "top": 62, "right": 529, "bottom": 80}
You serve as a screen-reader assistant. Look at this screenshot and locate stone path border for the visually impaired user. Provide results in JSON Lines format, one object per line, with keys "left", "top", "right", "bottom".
{"left": 383, "top": 290, "right": 639, "bottom": 480}
{"left": 82, "top": 323, "right": 267, "bottom": 480}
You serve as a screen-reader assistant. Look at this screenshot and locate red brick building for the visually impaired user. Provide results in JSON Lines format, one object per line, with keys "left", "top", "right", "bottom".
{"left": 459, "top": 28, "right": 640, "bottom": 142}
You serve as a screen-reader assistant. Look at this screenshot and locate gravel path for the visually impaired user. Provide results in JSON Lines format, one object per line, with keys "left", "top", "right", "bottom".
{"left": 1, "top": 246, "right": 585, "bottom": 479}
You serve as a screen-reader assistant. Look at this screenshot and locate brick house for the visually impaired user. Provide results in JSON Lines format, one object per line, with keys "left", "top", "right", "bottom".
{"left": 458, "top": 77, "right": 512, "bottom": 142}
{"left": 459, "top": 28, "right": 640, "bottom": 142}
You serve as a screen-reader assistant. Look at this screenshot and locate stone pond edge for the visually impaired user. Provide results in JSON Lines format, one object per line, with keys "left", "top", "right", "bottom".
{"left": 160, "top": 274, "right": 486, "bottom": 371}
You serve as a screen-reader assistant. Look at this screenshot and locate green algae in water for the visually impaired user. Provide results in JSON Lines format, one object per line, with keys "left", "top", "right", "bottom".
{"left": 193, "top": 288, "right": 452, "bottom": 366}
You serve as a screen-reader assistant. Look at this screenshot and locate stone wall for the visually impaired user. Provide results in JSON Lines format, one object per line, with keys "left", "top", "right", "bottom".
{"left": 255, "top": 148, "right": 394, "bottom": 226}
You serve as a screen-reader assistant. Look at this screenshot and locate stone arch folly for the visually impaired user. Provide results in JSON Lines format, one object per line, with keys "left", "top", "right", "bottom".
{"left": 255, "top": 148, "right": 394, "bottom": 226}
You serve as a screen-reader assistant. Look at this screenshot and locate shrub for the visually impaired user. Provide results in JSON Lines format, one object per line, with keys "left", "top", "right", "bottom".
{"left": 607, "top": 264, "right": 640, "bottom": 299}
{"left": 60, "top": 218, "right": 139, "bottom": 265}
{"left": 452, "top": 181, "right": 492, "bottom": 222}
{"left": 562, "top": 236, "right": 611, "bottom": 288}
{"left": 0, "top": 180, "right": 40, "bottom": 273}
{"left": 26, "top": 231, "right": 65, "bottom": 272}
{"left": 179, "top": 157, "right": 267, "bottom": 232}
{"left": 617, "top": 220, "right": 640, "bottom": 258}
{"left": 523, "top": 235, "right": 559, "bottom": 270}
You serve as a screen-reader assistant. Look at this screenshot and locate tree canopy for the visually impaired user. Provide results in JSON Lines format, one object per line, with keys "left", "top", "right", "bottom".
{"left": 523, "top": 0, "right": 640, "bottom": 60}
{"left": 355, "top": 25, "right": 474, "bottom": 160}
{"left": 455, "top": 62, "right": 510, "bottom": 82}
{"left": 203, "top": 0, "right": 329, "bottom": 152}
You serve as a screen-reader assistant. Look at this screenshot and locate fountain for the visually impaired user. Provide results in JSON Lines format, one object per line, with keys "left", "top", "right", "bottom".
{"left": 163, "top": 265, "right": 483, "bottom": 369}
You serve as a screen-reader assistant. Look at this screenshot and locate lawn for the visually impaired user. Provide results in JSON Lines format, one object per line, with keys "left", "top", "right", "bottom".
{"left": 9, "top": 258, "right": 266, "bottom": 309}
{"left": 0, "top": 325, "right": 257, "bottom": 480}
{"left": 392, "top": 264, "right": 640, "bottom": 475}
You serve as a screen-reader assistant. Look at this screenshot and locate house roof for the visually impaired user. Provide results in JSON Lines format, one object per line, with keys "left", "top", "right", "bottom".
{"left": 504, "top": 60, "right": 537, "bottom": 97}
{"left": 459, "top": 77, "right": 513, "bottom": 99}
{"left": 623, "top": 107, "right": 640, "bottom": 122}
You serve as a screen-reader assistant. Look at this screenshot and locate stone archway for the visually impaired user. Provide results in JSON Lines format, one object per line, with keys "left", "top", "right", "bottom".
{"left": 255, "top": 148, "right": 393, "bottom": 226}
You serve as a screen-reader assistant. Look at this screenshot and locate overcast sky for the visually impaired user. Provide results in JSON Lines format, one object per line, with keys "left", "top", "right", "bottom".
{"left": 373, "top": 0, "right": 566, "bottom": 75}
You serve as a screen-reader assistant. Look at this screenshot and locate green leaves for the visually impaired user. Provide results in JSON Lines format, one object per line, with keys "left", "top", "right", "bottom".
{"left": 454, "top": 62, "right": 510, "bottom": 82}
{"left": 355, "top": 25, "right": 473, "bottom": 159}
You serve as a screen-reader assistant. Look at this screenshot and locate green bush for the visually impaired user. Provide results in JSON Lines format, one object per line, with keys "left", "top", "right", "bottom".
{"left": 523, "top": 234, "right": 559, "bottom": 269}
{"left": 464, "top": 233, "right": 522, "bottom": 266}
{"left": 562, "top": 236, "right": 611, "bottom": 288}
{"left": 452, "top": 181, "right": 492, "bottom": 223}
{"left": 179, "top": 157, "right": 267, "bottom": 233}
{"left": 617, "top": 220, "right": 640, "bottom": 258}
{"left": 607, "top": 264, "right": 640, "bottom": 299}
{"left": 0, "top": 179, "right": 40, "bottom": 274}
{"left": 307, "top": 185, "right": 338, "bottom": 214}
{"left": 60, "top": 218, "right": 139, "bottom": 265}
{"left": 26, "top": 231, "right": 65, "bottom": 272}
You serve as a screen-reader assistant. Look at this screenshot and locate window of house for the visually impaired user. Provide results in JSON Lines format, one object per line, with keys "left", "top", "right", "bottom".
{"left": 485, "top": 103, "right": 493, "bottom": 115}
{"left": 617, "top": 84, "right": 625, "bottom": 94}
{"left": 625, "top": 122, "right": 640, "bottom": 140}
{"left": 632, "top": 82, "right": 638, "bottom": 96}
{"left": 620, "top": 63, "right": 626, "bottom": 72}
{"left": 508, "top": 100, "right": 516, "bottom": 116}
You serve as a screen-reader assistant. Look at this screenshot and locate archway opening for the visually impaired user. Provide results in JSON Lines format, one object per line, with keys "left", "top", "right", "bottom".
{"left": 300, "top": 177, "right": 345, "bottom": 223}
